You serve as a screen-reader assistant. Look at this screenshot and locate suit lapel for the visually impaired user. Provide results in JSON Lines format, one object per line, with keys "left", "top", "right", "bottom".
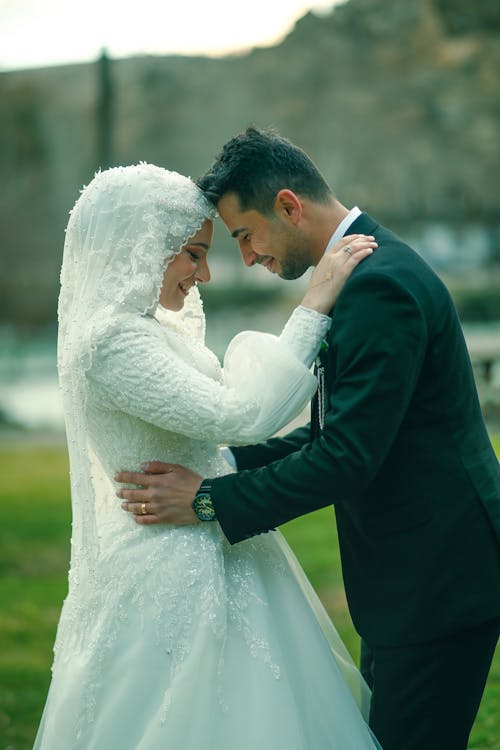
{"left": 348, "top": 212, "right": 379, "bottom": 236}
{"left": 311, "top": 213, "right": 378, "bottom": 439}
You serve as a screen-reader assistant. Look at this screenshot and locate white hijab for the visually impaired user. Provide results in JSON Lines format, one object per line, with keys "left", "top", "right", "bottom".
{"left": 57, "top": 163, "right": 215, "bottom": 583}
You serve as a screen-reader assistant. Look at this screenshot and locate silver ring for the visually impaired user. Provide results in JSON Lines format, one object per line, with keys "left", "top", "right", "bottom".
{"left": 344, "top": 246, "right": 352, "bottom": 256}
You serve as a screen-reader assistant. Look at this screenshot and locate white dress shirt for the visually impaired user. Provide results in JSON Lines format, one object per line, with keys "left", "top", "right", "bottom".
{"left": 324, "top": 206, "right": 362, "bottom": 254}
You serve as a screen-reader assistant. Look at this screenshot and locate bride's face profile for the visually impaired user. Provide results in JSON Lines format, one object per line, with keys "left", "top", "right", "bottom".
{"left": 159, "top": 220, "right": 213, "bottom": 311}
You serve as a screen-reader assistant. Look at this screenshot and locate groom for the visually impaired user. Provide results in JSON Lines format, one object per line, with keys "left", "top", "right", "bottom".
{"left": 117, "top": 127, "right": 500, "bottom": 749}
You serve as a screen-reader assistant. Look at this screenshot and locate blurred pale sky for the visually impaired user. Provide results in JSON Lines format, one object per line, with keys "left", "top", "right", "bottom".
{"left": 0, "top": 0, "right": 342, "bottom": 71}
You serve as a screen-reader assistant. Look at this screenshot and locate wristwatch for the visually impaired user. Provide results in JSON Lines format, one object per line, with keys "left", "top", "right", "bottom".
{"left": 192, "top": 481, "right": 216, "bottom": 522}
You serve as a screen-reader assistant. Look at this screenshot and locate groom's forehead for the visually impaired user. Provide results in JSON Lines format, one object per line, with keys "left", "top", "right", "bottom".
{"left": 218, "top": 193, "right": 264, "bottom": 233}
{"left": 218, "top": 193, "right": 250, "bottom": 233}
{"left": 217, "top": 192, "right": 241, "bottom": 217}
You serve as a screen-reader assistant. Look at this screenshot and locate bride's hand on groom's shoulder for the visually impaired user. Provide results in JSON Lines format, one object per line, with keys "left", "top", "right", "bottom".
{"left": 115, "top": 462, "right": 203, "bottom": 526}
{"left": 301, "top": 234, "right": 377, "bottom": 315}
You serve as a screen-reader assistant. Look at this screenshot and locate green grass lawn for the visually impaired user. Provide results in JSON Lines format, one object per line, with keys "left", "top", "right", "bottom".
{"left": 0, "top": 438, "right": 499, "bottom": 749}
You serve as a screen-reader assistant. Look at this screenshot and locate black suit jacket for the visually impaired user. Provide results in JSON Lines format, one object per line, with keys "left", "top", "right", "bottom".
{"left": 212, "top": 213, "right": 500, "bottom": 647}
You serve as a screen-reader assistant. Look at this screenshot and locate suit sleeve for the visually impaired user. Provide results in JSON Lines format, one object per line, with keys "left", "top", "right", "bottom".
{"left": 212, "top": 273, "right": 428, "bottom": 543}
{"left": 231, "top": 424, "right": 311, "bottom": 471}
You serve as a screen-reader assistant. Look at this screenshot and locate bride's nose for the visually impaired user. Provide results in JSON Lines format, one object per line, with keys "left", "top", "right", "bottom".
{"left": 195, "top": 257, "right": 211, "bottom": 284}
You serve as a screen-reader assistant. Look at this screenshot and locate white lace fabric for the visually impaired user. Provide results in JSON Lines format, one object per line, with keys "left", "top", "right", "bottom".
{"left": 88, "top": 309, "right": 326, "bottom": 450}
{"left": 280, "top": 304, "right": 331, "bottom": 367}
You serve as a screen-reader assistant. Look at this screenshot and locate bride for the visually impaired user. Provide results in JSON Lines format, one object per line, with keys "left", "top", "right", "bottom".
{"left": 33, "top": 163, "right": 380, "bottom": 749}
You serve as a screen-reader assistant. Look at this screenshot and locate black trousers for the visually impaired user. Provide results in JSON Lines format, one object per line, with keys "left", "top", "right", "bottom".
{"left": 360, "top": 618, "right": 500, "bottom": 750}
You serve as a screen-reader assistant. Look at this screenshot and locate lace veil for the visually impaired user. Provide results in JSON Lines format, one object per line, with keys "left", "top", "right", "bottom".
{"left": 58, "top": 164, "right": 215, "bottom": 582}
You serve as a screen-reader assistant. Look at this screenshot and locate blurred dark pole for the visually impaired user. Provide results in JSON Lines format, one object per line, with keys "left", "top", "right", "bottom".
{"left": 96, "top": 48, "right": 114, "bottom": 169}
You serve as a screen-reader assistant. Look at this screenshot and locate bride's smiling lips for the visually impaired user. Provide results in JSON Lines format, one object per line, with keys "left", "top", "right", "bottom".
{"left": 178, "top": 281, "right": 192, "bottom": 296}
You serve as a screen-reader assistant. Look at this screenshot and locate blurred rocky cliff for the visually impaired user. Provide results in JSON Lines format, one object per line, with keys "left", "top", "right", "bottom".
{"left": 1, "top": 0, "right": 499, "bottom": 327}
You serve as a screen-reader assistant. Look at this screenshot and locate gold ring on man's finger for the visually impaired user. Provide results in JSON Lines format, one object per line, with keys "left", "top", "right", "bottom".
{"left": 141, "top": 502, "right": 148, "bottom": 515}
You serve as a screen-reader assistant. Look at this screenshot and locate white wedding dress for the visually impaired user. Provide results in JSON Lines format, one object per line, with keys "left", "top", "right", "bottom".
{"left": 34, "top": 165, "right": 380, "bottom": 749}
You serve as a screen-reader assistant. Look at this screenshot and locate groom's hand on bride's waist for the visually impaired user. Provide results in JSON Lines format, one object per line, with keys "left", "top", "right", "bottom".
{"left": 115, "top": 462, "right": 203, "bottom": 526}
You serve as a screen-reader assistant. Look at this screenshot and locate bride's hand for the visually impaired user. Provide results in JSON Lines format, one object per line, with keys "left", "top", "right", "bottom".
{"left": 301, "top": 234, "right": 377, "bottom": 314}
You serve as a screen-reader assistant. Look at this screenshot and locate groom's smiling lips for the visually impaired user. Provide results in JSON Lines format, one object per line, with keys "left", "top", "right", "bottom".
{"left": 259, "top": 257, "right": 275, "bottom": 272}
{"left": 229, "top": 228, "right": 275, "bottom": 270}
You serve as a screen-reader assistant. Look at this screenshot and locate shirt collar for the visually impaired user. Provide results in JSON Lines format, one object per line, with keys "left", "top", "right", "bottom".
{"left": 324, "top": 206, "right": 362, "bottom": 255}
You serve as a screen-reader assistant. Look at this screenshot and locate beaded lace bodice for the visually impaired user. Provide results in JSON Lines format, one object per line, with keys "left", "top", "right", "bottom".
{"left": 84, "top": 304, "right": 329, "bottom": 545}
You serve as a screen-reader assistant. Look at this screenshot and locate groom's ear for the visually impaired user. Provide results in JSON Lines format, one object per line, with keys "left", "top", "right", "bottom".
{"left": 274, "top": 189, "right": 303, "bottom": 225}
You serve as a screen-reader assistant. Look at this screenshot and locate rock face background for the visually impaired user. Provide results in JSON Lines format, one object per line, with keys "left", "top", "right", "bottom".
{"left": 1, "top": 0, "right": 499, "bottom": 326}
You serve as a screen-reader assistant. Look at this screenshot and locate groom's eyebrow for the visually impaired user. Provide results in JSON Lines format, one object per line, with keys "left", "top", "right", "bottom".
{"left": 231, "top": 227, "right": 246, "bottom": 238}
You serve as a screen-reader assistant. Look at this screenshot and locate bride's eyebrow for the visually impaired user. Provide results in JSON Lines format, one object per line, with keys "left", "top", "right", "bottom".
{"left": 187, "top": 242, "right": 209, "bottom": 251}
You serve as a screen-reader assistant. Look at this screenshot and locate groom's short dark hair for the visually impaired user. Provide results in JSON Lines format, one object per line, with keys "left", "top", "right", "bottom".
{"left": 197, "top": 126, "right": 332, "bottom": 215}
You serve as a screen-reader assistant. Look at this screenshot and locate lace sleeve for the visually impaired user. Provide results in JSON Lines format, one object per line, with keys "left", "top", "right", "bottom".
{"left": 87, "top": 317, "right": 318, "bottom": 446}
{"left": 279, "top": 306, "right": 331, "bottom": 367}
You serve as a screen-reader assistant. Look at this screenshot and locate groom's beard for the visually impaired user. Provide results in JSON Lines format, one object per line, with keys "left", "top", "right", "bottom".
{"left": 277, "top": 250, "right": 311, "bottom": 279}
{"left": 269, "top": 224, "right": 312, "bottom": 280}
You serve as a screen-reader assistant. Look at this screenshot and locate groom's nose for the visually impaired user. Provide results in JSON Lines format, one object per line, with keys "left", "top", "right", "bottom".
{"left": 239, "top": 242, "right": 258, "bottom": 267}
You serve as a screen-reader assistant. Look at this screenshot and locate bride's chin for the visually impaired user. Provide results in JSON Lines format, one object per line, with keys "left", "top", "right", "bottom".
{"left": 174, "top": 296, "right": 186, "bottom": 311}
{"left": 159, "top": 297, "right": 185, "bottom": 312}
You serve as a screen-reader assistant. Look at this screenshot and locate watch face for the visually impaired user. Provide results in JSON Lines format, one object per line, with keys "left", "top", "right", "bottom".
{"left": 194, "top": 493, "right": 215, "bottom": 521}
